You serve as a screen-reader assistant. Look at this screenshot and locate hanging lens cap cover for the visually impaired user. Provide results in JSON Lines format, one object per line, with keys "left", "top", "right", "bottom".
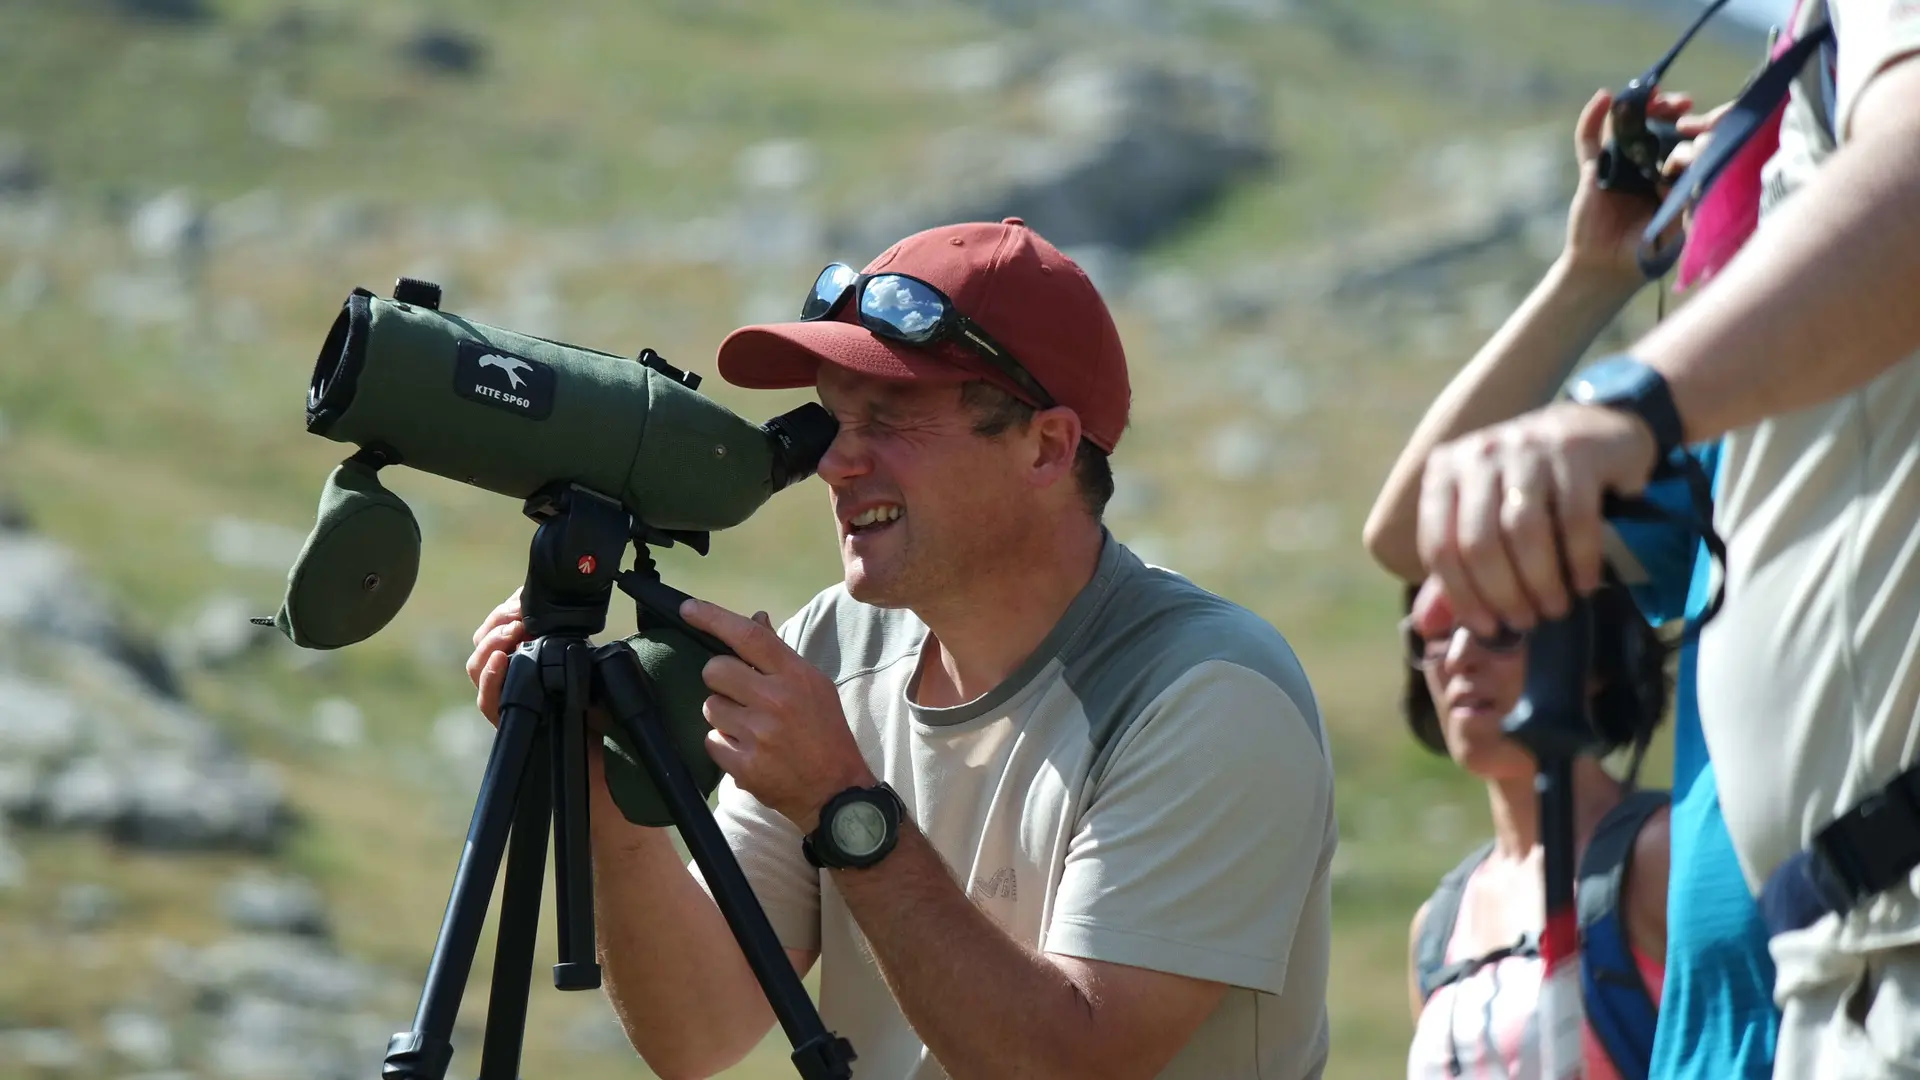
{"left": 266, "top": 455, "right": 422, "bottom": 649}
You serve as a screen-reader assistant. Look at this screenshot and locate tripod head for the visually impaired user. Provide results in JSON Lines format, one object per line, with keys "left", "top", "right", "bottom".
{"left": 516, "top": 483, "right": 631, "bottom": 641}
{"left": 511, "top": 481, "right": 733, "bottom": 828}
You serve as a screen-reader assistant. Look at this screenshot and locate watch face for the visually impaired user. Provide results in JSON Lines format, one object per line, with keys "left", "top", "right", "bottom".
{"left": 830, "top": 800, "right": 889, "bottom": 858}
{"left": 1573, "top": 356, "right": 1650, "bottom": 404}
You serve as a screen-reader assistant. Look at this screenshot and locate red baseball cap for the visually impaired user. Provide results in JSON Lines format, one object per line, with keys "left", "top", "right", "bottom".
{"left": 716, "top": 218, "right": 1132, "bottom": 452}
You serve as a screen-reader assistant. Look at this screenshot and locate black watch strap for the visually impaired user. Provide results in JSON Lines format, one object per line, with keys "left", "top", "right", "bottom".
{"left": 1570, "top": 355, "right": 1686, "bottom": 467}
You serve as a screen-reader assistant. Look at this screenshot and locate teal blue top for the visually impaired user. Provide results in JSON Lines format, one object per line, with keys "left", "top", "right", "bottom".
{"left": 1620, "top": 444, "right": 1780, "bottom": 1080}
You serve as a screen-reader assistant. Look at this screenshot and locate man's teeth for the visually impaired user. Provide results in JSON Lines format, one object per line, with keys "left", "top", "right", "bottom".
{"left": 851, "top": 505, "right": 904, "bottom": 528}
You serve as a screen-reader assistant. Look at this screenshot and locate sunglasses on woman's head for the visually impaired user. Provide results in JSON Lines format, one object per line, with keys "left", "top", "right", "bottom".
{"left": 801, "top": 263, "right": 1057, "bottom": 410}
{"left": 1398, "top": 616, "right": 1527, "bottom": 670}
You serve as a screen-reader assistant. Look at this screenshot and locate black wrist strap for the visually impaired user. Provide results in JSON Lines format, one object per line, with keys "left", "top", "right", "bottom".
{"left": 1632, "top": 376, "right": 1686, "bottom": 467}
{"left": 1571, "top": 358, "right": 1687, "bottom": 471}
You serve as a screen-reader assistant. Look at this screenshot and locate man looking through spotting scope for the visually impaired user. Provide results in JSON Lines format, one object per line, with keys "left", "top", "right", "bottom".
{"left": 465, "top": 218, "right": 1337, "bottom": 1080}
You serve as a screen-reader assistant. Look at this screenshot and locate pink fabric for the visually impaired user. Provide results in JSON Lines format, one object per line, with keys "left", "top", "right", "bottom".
{"left": 1674, "top": 2, "right": 1805, "bottom": 289}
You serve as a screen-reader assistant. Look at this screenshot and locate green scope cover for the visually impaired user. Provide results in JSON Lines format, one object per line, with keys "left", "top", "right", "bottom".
{"left": 307, "top": 288, "right": 783, "bottom": 533}
{"left": 600, "top": 626, "right": 724, "bottom": 826}
{"left": 266, "top": 457, "right": 422, "bottom": 649}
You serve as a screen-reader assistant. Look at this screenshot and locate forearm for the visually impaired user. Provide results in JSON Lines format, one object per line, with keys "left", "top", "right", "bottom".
{"left": 833, "top": 824, "right": 1115, "bottom": 1080}
{"left": 1638, "top": 88, "right": 1920, "bottom": 442}
{"left": 591, "top": 818, "right": 780, "bottom": 1079}
{"left": 1364, "top": 257, "right": 1639, "bottom": 580}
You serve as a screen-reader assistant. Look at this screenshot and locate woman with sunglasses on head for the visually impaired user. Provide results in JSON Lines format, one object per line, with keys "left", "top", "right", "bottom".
{"left": 1361, "top": 88, "right": 1701, "bottom": 1080}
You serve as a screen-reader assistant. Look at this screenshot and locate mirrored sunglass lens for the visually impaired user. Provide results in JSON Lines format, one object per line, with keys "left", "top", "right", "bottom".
{"left": 860, "top": 274, "right": 946, "bottom": 343}
{"left": 802, "top": 264, "right": 859, "bottom": 320}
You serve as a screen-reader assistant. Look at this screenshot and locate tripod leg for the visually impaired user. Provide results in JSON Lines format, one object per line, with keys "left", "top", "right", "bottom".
{"left": 550, "top": 641, "right": 600, "bottom": 991}
{"left": 476, "top": 723, "right": 553, "bottom": 1080}
{"left": 384, "top": 650, "right": 544, "bottom": 1080}
{"left": 591, "top": 642, "right": 855, "bottom": 1080}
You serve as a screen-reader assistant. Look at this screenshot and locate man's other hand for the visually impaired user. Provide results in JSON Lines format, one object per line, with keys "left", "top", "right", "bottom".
{"left": 680, "top": 598, "right": 877, "bottom": 834}
{"left": 466, "top": 586, "right": 526, "bottom": 725}
{"left": 1416, "top": 401, "right": 1658, "bottom": 637}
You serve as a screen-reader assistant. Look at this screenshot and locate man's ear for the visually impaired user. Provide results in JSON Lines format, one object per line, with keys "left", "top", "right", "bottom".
{"left": 1028, "top": 406, "right": 1083, "bottom": 485}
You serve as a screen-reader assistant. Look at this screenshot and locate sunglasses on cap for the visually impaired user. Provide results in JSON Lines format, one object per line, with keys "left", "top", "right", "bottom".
{"left": 801, "top": 263, "right": 1058, "bottom": 410}
{"left": 1398, "top": 616, "right": 1527, "bottom": 670}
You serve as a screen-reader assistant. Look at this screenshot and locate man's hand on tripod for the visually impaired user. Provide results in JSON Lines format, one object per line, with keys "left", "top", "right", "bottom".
{"left": 681, "top": 598, "right": 878, "bottom": 835}
{"left": 468, "top": 587, "right": 527, "bottom": 724}
{"left": 466, "top": 586, "right": 669, "bottom": 844}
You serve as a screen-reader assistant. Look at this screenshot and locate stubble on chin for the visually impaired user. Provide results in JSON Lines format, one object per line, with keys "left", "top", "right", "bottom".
{"left": 840, "top": 553, "right": 900, "bottom": 609}
{"left": 843, "top": 542, "right": 941, "bottom": 612}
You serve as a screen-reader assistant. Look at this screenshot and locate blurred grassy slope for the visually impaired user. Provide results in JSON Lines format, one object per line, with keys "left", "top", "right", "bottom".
{"left": 0, "top": 1, "right": 1758, "bottom": 1076}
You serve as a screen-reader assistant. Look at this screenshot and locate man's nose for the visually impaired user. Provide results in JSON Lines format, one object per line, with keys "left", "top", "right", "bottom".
{"left": 816, "top": 428, "right": 870, "bottom": 486}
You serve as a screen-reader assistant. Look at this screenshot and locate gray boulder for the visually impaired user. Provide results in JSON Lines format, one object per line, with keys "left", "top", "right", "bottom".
{"left": 0, "top": 533, "right": 177, "bottom": 697}
{"left": 0, "top": 133, "right": 46, "bottom": 197}
{"left": 0, "top": 1027, "right": 88, "bottom": 1072}
{"left": 167, "top": 593, "right": 277, "bottom": 672}
{"left": 103, "top": 1007, "right": 176, "bottom": 1069}
{"left": 0, "top": 556, "right": 246, "bottom": 892}
{"left": 165, "top": 934, "right": 371, "bottom": 1011}
{"left": 58, "top": 882, "right": 122, "bottom": 930}
{"left": 401, "top": 25, "right": 487, "bottom": 77}
{"left": 202, "top": 994, "right": 364, "bottom": 1080}
{"left": 835, "top": 50, "right": 1274, "bottom": 255}
{"left": 221, "top": 872, "right": 331, "bottom": 939}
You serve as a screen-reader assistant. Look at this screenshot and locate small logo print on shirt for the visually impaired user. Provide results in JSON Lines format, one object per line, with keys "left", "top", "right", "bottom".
{"left": 971, "top": 868, "right": 1017, "bottom": 901}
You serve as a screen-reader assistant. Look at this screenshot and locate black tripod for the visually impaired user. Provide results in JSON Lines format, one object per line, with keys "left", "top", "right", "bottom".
{"left": 382, "top": 482, "right": 856, "bottom": 1080}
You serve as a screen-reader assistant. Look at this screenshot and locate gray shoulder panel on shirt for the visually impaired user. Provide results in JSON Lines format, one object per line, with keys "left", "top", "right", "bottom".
{"left": 1062, "top": 548, "right": 1323, "bottom": 787}
{"left": 776, "top": 544, "right": 1319, "bottom": 786}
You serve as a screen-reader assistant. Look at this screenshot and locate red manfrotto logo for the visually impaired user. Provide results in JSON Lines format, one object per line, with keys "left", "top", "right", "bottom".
{"left": 576, "top": 555, "right": 597, "bottom": 575}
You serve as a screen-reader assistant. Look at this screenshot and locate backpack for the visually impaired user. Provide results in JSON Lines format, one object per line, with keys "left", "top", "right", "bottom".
{"left": 1414, "top": 789, "right": 1670, "bottom": 1080}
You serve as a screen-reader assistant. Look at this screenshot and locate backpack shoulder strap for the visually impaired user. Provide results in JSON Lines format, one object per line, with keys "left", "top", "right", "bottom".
{"left": 1415, "top": 840, "right": 1495, "bottom": 1002}
{"left": 1636, "top": 16, "right": 1834, "bottom": 278}
{"left": 1578, "top": 788, "right": 1670, "bottom": 1080}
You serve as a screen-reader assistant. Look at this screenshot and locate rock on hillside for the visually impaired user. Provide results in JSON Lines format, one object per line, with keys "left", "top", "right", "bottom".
{"left": 0, "top": 507, "right": 418, "bottom": 1078}
{"left": 836, "top": 48, "right": 1274, "bottom": 256}
{"left": 0, "top": 525, "right": 288, "bottom": 853}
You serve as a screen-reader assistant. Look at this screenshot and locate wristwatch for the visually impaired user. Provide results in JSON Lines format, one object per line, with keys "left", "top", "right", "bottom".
{"left": 1568, "top": 354, "right": 1686, "bottom": 470}
{"left": 803, "top": 782, "right": 905, "bottom": 871}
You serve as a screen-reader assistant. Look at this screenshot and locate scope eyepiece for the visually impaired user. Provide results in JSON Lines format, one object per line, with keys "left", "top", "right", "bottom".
{"left": 762, "top": 403, "right": 839, "bottom": 494}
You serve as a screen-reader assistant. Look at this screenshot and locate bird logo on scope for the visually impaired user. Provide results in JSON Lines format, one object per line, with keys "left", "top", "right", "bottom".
{"left": 476, "top": 353, "right": 533, "bottom": 390}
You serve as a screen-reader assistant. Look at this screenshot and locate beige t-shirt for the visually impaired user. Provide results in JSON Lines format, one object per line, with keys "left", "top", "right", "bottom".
{"left": 694, "top": 534, "right": 1336, "bottom": 1078}
{"left": 1698, "top": 0, "right": 1920, "bottom": 951}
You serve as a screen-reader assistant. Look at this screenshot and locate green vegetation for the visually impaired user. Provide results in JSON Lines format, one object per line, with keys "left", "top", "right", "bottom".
{"left": 0, "top": 0, "right": 1756, "bottom": 1075}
